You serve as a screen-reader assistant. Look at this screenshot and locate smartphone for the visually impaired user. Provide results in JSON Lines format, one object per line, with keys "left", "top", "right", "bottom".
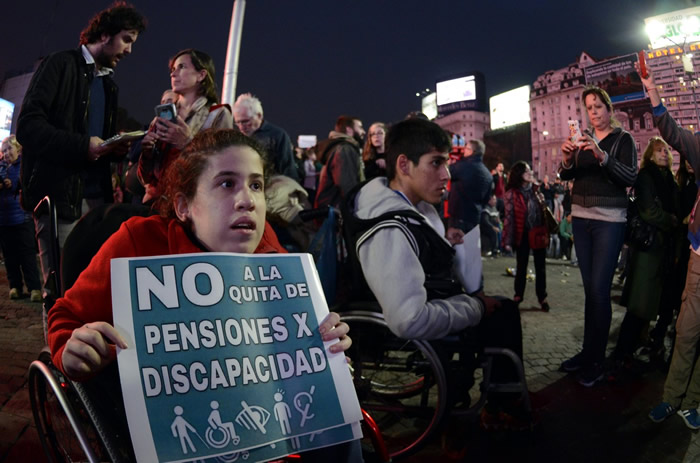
{"left": 154, "top": 103, "right": 177, "bottom": 122}
{"left": 568, "top": 120, "right": 583, "bottom": 144}
{"left": 638, "top": 50, "right": 649, "bottom": 79}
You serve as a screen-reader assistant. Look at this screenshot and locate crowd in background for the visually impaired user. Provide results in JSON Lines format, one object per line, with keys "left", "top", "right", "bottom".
{"left": 5, "top": 5, "right": 700, "bottom": 455}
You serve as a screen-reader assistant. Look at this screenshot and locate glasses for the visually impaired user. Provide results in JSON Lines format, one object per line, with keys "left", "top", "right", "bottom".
{"left": 369, "top": 131, "right": 385, "bottom": 137}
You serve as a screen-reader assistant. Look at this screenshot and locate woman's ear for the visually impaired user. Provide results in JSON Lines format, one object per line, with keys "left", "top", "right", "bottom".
{"left": 174, "top": 193, "right": 190, "bottom": 222}
{"left": 197, "top": 69, "right": 207, "bottom": 84}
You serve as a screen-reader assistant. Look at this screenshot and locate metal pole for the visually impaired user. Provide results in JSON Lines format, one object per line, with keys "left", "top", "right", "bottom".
{"left": 221, "top": 0, "right": 246, "bottom": 105}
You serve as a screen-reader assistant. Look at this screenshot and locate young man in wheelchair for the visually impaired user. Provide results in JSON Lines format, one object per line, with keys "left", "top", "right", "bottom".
{"left": 343, "top": 118, "right": 528, "bottom": 429}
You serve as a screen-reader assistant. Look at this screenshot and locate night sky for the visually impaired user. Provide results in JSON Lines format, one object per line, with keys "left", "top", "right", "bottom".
{"left": 0, "top": 0, "right": 696, "bottom": 141}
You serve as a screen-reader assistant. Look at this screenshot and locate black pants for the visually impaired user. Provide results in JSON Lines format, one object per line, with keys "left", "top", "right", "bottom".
{"left": 435, "top": 299, "right": 524, "bottom": 408}
{"left": 0, "top": 220, "right": 41, "bottom": 292}
{"left": 514, "top": 235, "right": 547, "bottom": 302}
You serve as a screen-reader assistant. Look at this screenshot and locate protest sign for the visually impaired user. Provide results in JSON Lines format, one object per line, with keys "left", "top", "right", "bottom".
{"left": 112, "top": 252, "right": 361, "bottom": 462}
{"left": 584, "top": 54, "right": 645, "bottom": 103}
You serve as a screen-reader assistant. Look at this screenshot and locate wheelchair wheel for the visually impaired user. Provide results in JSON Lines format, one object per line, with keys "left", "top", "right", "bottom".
{"left": 28, "top": 352, "right": 110, "bottom": 463}
{"left": 341, "top": 311, "right": 447, "bottom": 460}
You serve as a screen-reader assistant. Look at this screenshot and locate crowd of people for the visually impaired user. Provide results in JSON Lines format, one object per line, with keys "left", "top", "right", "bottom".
{"left": 6, "top": 2, "right": 700, "bottom": 461}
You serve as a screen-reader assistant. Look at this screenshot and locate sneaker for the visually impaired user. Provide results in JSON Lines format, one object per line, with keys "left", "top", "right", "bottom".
{"left": 678, "top": 409, "right": 700, "bottom": 430}
{"left": 560, "top": 353, "right": 587, "bottom": 372}
{"left": 9, "top": 288, "right": 19, "bottom": 299}
{"left": 577, "top": 363, "right": 605, "bottom": 387}
{"left": 540, "top": 301, "right": 550, "bottom": 312}
{"left": 30, "top": 290, "right": 42, "bottom": 302}
{"left": 649, "top": 402, "right": 676, "bottom": 423}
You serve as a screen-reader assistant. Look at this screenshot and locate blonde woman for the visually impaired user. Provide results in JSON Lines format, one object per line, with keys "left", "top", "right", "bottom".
{"left": 612, "top": 137, "right": 678, "bottom": 377}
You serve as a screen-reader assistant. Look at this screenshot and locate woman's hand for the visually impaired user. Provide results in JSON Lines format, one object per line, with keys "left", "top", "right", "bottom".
{"left": 561, "top": 140, "right": 578, "bottom": 166}
{"left": 578, "top": 134, "right": 606, "bottom": 163}
{"left": 634, "top": 60, "right": 662, "bottom": 106}
{"left": 634, "top": 61, "right": 656, "bottom": 91}
{"left": 61, "top": 321, "right": 128, "bottom": 380}
{"left": 155, "top": 115, "right": 192, "bottom": 150}
{"left": 319, "top": 312, "right": 351, "bottom": 355}
{"left": 375, "top": 158, "right": 386, "bottom": 169}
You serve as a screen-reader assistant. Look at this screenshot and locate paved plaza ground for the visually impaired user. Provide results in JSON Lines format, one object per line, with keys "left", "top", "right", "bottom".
{"left": 1, "top": 255, "right": 699, "bottom": 462}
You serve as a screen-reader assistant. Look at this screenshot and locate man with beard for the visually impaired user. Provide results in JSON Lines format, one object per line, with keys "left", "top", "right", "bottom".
{"left": 17, "top": 2, "right": 146, "bottom": 285}
{"left": 314, "top": 115, "right": 366, "bottom": 209}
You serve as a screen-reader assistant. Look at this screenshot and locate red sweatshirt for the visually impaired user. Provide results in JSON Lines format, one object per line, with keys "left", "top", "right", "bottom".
{"left": 47, "top": 215, "right": 285, "bottom": 376}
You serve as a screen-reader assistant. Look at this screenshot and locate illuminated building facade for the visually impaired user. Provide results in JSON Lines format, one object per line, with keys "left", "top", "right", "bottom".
{"left": 434, "top": 110, "right": 490, "bottom": 144}
{"left": 644, "top": 43, "right": 700, "bottom": 133}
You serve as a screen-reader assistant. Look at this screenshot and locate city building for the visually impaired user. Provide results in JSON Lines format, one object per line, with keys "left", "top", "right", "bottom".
{"left": 434, "top": 109, "right": 490, "bottom": 144}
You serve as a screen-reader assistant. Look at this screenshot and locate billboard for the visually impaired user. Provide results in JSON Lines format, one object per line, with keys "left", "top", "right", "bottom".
{"left": 645, "top": 7, "right": 700, "bottom": 50}
{"left": 0, "top": 98, "right": 14, "bottom": 141}
{"left": 489, "top": 85, "right": 531, "bottom": 130}
{"left": 436, "top": 71, "right": 486, "bottom": 116}
{"left": 584, "top": 54, "right": 645, "bottom": 103}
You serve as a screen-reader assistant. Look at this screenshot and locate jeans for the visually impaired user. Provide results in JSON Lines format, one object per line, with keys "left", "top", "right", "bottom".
{"left": 664, "top": 251, "right": 700, "bottom": 409}
{"left": 572, "top": 217, "right": 626, "bottom": 364}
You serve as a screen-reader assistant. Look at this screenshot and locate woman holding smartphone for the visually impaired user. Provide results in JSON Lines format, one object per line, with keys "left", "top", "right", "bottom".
{"left": 558, "top": 86, "right": 637, "bottom": 387}
{"left": 139, "top": 49, "right": 233, "bottom": 203}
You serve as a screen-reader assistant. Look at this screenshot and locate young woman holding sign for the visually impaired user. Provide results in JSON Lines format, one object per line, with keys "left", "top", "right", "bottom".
{"left": 47, "top": 129, "right": 358, "bottom": 461}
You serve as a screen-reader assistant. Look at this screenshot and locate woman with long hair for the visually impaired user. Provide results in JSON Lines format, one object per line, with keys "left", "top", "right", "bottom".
{"left": 611, "top": 137, "right": 678, "bottom": 375}
{"left": 362, "top": 122, "right": 387, "bottom": 180}
{"left": 558, "top": 86, "right": 638, "bottom": 386}
{"left": 502, "top": 161, "right": 549, "bottom": 312}
{"left": 139, "top": 49, "right": 233, "bottom": 203}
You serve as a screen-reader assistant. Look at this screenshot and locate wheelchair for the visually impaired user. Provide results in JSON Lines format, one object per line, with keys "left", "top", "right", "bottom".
{"left": 27, "top": 197, "right": 391, "bottom": 463}
{"left": 322, "top": 199, "right": 532, "bottom": 460}
{"left": 337, "top": 300, "right": 531, "bottom": 461}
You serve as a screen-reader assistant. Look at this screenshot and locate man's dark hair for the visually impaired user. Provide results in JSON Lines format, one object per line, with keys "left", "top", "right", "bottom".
{"left": 79, "top": 2, "right": 147, "bottom": 45}
{"left": 335, "top": 115, "right": 360, "bottom": 133}
{"left": 386, "top": 119, "right": 451, "bottom": 180}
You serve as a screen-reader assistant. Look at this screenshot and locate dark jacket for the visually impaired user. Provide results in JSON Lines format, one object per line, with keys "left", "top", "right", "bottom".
{"left": 252, "top": 120, "right": 299, "bottom": 181}
{"left": 448, "top": 153, "right": 493, "bottom": 233}
{"left": 621, "top": 163, "right": 678, "bottom": 320}
{"left": 558, "top": 128, "right": 637, "bottom": 210}
{"left": 654, "top": 106, "right": 700, "bottom": 249}
{"left": 0, "top": 157, "right": 30, "bottom": 226}
{"left": 314, "top": 132, "right": 363, "bottom": 209}
{"left": 17, "top": 48, "right": 118, "bottom": 220}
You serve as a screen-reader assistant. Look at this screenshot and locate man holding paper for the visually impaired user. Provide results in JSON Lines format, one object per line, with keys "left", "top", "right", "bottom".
{"left": 17, "top": 3, "right": 147, "bottom": 284}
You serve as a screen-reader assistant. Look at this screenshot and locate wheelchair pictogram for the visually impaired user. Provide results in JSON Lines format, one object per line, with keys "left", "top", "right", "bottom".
{"left": 205, "top": 400, "right": 240, "bottom": 448}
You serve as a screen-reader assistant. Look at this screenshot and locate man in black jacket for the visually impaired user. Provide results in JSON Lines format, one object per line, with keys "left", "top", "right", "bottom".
{"left": 17, "top": 2, "right": 146, "bottom": 285}
{"left": 314, "top": 115, "right": 365, "bottom": 209}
